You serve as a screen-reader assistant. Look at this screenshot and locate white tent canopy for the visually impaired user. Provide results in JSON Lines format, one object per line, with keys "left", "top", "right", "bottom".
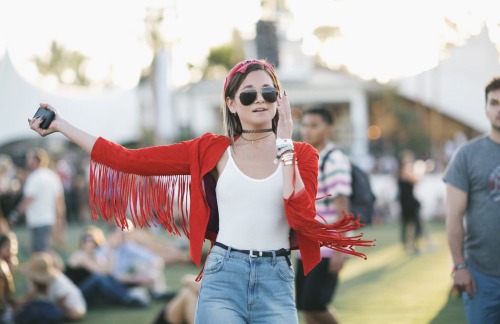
{"left": 0, "top": 52, "right": 141, "bottom": 147}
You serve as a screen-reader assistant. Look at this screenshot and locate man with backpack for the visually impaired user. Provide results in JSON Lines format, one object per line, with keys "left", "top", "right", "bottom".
{"left": 295, "top": 107, "right": 352, "bottom": 324}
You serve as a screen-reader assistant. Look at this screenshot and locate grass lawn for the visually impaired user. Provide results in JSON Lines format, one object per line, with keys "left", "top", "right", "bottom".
{"left": 333, "top": 220, "right": 465, "bottom": 324}
{"left": 11, "top": 219, "right": 466, "bottom": 324}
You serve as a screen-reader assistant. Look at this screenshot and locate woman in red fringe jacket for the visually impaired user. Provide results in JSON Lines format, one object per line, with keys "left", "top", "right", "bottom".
{"left": 29, "top": 59, "right": 372, "bottom": 323}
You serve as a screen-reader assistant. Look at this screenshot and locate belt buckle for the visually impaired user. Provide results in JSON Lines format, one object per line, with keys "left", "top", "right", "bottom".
{"left": 250, "top": 250, "right": 263, "bottom": 258}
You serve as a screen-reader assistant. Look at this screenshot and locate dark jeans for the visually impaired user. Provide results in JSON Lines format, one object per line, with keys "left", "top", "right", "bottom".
{"left": 15, "top": 300, "right": 65, "bottom": 324}
{"left": 78, "top": 273, "right": 133, "bottom": 305}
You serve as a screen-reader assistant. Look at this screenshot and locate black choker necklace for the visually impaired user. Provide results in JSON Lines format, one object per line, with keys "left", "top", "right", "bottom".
{"left": 241, "top": 128, "right": 273, "bottom": 134}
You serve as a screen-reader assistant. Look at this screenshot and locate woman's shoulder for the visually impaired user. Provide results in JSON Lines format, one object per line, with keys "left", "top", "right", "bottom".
{"left": 187, "top": 133, "right": 231, "bottom": 153}
{"left": 198, "top": 132, "right": 230, "bottom": 143}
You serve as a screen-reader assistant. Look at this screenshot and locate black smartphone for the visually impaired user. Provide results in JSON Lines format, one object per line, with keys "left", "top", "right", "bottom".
{"left": 33, "top": 107, "right": 55, "bottom": 129}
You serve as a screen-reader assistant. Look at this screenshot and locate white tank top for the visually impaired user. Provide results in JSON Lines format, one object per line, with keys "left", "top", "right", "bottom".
{"left": 215, "top": 147, "right": 290, "bottom": 250}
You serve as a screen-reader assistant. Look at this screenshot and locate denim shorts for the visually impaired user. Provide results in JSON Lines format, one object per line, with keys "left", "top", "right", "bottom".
{"left": 195, "top": 244, "right": 298, "bottom": 324}
{"left": 463, "top": 264, "right": 500, "bottom": 324}
{"left": 295, "top": 258, "right": 338, "bottom": 311}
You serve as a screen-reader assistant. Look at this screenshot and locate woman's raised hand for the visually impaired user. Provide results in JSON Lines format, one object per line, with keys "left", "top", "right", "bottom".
{"left": 28, "top": 103, "right": 60, "bottom": 137}
{"left": 276, "top": 91, "right": 293, "bottom": 139}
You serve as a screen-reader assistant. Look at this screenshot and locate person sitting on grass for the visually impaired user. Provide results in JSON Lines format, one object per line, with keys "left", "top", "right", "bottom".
{"left": 100, "top": 220, "right": 171, "bottom": 301}
{"left": 123, "top": 225, "right": 191, "bottom": 266}
{"left": 153, "top": 274, "right": 201, "bottom": 324}
{"left": 15, "top": 252, "right": 86, "bottom": 323}
{"left": 65, "top": 226, "right": 148, "bottom": 307}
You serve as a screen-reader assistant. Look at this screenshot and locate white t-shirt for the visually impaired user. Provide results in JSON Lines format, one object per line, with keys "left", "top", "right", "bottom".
{"left": 48, "top": 273, "right": 87, "bottom": 313}
{"left": 23, "top": 168, "right": 63, "bottom": 227}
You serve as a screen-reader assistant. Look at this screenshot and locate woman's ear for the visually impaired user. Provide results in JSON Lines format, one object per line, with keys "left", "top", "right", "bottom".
{"left": 226, "top": 97, "right": 236, "bottom": 114}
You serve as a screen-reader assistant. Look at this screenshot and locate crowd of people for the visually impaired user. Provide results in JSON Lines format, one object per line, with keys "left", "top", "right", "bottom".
{"left": 0, "top": 217, "right": 194, "bottom": 323}
{"left": 0, "top": 149, "right": 197, "bottom": 323}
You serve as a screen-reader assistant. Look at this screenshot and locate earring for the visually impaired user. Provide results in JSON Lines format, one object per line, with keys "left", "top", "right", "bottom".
{"left": 234, "top": 112, "right": 238, "bottom": 116}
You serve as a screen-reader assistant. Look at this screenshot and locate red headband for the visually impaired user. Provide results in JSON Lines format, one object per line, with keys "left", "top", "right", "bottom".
{"left": 223, "top": 59, "right": 275, "bottom": 92}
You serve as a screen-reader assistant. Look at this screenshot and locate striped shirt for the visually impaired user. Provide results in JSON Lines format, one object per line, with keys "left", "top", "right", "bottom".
{"left": 316, "top": 143, "right": 352, "bottom": 221}
{"left": 297, "top": 143, "right": 352, "bottom": 259}
{"left": 316, "top": 143, "right": 352, "bottom": 258}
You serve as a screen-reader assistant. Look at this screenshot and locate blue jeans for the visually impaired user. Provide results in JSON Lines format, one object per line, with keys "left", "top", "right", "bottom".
{"left": 31, "top": 225, "right": 53, "bottom": 252}
{"left": 15, "top": 300, "right": 65, "bottom": 324}
{"left": 195, "top": 244, "right": 298, "bottom": 324}
{"left": 79, "top": 273, "right": 133, "bottom": 305}
{"left": 463, "top": 265, "right": 500, "bottom": 324}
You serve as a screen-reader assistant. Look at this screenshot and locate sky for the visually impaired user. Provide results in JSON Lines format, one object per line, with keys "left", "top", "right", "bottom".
{"left": 1, "top": 0, "right": 499, "bottom": 89}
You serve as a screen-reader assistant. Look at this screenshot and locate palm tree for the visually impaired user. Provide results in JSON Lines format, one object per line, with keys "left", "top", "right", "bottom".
{"left": 31, "top": 41, "right": 91, "bottom": 86}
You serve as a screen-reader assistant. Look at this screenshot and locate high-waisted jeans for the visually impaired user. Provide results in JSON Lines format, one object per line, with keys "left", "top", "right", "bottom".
{"left": 195, "top": 244, "right": 298, "bottom": 324}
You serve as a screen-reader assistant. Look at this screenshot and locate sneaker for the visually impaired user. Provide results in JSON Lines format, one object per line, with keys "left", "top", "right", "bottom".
{"left": 127, "top": 286, "right": 151, "bottom": 306}
{"left": 125, "top": 297, "right": 148, "bottom": 308}
{"left": 151, "top": 291, "right": 176, "bottom": 301}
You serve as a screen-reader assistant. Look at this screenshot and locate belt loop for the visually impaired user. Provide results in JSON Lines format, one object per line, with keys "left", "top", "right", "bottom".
{"left": 248, "top": 250, "right": 254, "bottom": 264}
{"left": 225, "top": 245, "right": 232, "bottom": 260}
{"left": 271, "top": 250, "right": 277, "bottom": 266}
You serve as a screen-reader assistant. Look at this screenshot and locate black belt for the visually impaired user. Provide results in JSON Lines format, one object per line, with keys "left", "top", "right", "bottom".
{"left": 214, "top": 242, "right": 291, "bottom": 266}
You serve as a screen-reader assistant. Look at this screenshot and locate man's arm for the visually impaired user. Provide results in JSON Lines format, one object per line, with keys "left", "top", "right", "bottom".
{"left": 334, "top": 196, "right": 350, "bottom": 217}
{"left": 7, "top": 196, "right": 33, "bottom": 224}
{"left": 52, "top": 192, "right": 67, "bottom": 249}
{"left": 328, "top": 195, "right": 350, "bottom": 273}
{"left": 56, "top": 192, "right": 66, "bottom": 223}
{"left": 17, "top": 196, "right": 33, "bottom": 214}
{"left": 445, "top": 183, "right": 475, "bottom": 299}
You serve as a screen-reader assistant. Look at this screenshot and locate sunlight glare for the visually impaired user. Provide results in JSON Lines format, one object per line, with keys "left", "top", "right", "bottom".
{"left": 2, "top": 0, "right": 500, "bottom": 89}
{"left": 335, "top": 0, "right": 444, "bottom": 80}
{"left": 5, "top": 0, "right": 147, "bottom": 90}
{"left": 301, "top": 35, "right": 321, "bottom": 56}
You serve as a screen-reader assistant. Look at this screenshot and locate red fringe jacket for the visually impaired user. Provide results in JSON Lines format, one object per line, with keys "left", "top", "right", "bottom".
{"left": 89, "top": 133, "right": 373, "bottom": 275}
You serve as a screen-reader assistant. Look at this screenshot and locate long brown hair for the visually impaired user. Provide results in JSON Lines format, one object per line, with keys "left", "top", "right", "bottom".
{"left": 222, "top": 59, "right": 282, "bottom": 143}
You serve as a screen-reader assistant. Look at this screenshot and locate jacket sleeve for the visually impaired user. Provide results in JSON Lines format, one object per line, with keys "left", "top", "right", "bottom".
{"left": 88, "top": 136, "right": 197, "bottom": 232}
{"left": 91, "top": 137, "right": 191, "bottom": 176}
{"left": 284, "top": 142, "right": 374, "bottom": 275}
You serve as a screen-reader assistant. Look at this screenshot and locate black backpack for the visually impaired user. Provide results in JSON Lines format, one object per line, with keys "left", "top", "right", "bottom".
{"left": 320, "top": 149, "right": 376, "bottom": 225}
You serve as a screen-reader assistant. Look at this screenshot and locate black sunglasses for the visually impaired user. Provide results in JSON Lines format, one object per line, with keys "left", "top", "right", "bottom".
{"left": 239, "top": 87, "right": 279, "bottom": 106}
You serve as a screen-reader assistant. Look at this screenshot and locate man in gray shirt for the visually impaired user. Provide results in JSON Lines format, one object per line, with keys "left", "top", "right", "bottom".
{"left": 443, "top": 77, "right": 500, "bottom": 323}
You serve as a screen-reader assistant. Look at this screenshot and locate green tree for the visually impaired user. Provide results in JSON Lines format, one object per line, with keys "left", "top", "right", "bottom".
{"left": 202, "top": 29, "right": 245, "bottom": 80}
{"left": 31, "top": 41, "right": 91, "bottom": 86}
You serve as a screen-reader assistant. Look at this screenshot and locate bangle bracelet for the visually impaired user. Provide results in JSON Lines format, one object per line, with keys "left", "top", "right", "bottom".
{"left": 276, "top": 148, "right": 294, "bottom": 160}
{"left": 273, "top": 149, "right": 295, "bottom": 165}
{"left": 281, "top": 152, "right": 295, "bottom": 162}
{"left": 281, "top": 152, "right": 295, "bottom": 166}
